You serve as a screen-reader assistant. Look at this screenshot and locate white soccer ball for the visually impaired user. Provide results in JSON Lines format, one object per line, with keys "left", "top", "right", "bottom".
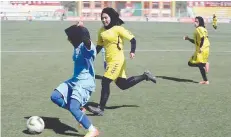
{"left": 26, "top": 116, "right": 45, "bottom": 134}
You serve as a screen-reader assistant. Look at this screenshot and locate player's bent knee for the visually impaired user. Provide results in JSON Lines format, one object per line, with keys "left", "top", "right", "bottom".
{"left": 116, "top": 83, "right": 128, "bottom": 90}
{"left": 115, "top": 78, "right": 129, "bottom": 90}
{"left": 118, "top": 86, "right": 127, "bottom": 90}
{"left": 188, "top": 61, "right": 194, "bottom": 67}
{"left": 188, "top": 61, "right": 200, "bottom": 67}
{"left": 51, "top": 90, "right": 61, "bottom": 101}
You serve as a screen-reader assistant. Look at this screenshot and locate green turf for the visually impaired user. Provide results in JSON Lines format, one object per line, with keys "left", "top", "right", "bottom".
{"left": 1, "top": 21, "right": 231, "bottom": 137}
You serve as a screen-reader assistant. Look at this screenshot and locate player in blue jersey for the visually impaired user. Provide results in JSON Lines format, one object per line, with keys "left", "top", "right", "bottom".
{"left": 50, "top": 24, "right": 99, "bottom": 137}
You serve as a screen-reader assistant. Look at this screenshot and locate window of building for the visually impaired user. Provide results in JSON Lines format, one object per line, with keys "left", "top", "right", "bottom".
{"left": 83, "top": 1, "right": 90, "bottom": 8}
{"left": 152, "top": 2, "right": 159, "bottom": 9}
{"left": 162, "top": 13, "right": 170, "bottom": 17}
{"left": 151, "top": 13, "right": 159, "bottom": 17}
{"left": 163, "top": 2, "right": 171, "bottom": 9}
{"left": 82, "top": 12, "right": 90, "bottom": 17}
{"left": 95, "top": 1, "right": 101, "bottom": 8}
{"left": 144, "top": 2, "right": 149, "bottom": 9}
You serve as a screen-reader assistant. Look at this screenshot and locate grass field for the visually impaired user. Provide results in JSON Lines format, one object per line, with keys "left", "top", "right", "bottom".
{"left": 1, "top": 21, "right": 231, "bottom": 137}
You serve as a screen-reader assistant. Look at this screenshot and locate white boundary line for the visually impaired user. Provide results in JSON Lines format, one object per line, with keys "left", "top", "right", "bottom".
{"left": 1, "top": 49, "right": 231, "bottom": 53}
{"left": 1, "top": 50, "right": 64, "bottom": 53}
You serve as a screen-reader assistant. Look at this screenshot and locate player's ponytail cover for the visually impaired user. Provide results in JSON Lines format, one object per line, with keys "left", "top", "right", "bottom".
{"left": 195, "top": 16, "right": 205, "bottom": 28}
{"left": 64, "top": 25, "right": 91, "bottom": 47}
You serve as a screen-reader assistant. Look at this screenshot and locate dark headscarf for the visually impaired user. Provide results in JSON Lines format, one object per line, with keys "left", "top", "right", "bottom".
{"left": 65, "top": 25, "right": 91, "bottom": 47}
{"left": 213, "top": 14, "right": 216, "bottom": 18}
{"left": 195, "top": 16, "right": 205, "bottom": 28}
{"left": 101, "top": 7, "right": 124, "bottom": 29}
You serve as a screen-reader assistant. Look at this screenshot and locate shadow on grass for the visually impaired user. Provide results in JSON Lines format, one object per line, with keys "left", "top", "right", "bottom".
{"left": 157, "top": 76, "right": 198, "bottom": 83}
{"left": 23, "top": 116, "right": 84, "bottom": 136}
{"left": 84, "top": 102, "right": 139, "bottom": 116}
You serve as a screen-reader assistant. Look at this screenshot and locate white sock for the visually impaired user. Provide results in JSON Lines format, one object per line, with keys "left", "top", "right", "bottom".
{"left": 88, "top": 124, "right": 96, "bottom": 131}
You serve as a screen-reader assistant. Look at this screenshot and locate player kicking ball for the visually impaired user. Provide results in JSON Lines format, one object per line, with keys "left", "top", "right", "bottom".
{"left": 184, "top": 16, "right": 210, "bottom": 85}
{"left": 50, "top": 23, "right": 99, "bottom": 137}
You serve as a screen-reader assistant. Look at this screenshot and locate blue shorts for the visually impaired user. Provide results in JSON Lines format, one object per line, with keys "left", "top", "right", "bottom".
{"left": 55, "top": 82, "right": 92, "bottom": 107}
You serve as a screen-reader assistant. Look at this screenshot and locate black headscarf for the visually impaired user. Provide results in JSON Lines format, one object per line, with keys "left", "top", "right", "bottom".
{"left": 195, "top": 16, "right": 205, "bottom": 28}
{"left": 213, "top": 14, "right": 216, "bottom": 18}
{"left": 65, "top": 25, "right": 91, "bottom": 47}
{"left": 101, "top": 7, "right": 124, "bottom": 29}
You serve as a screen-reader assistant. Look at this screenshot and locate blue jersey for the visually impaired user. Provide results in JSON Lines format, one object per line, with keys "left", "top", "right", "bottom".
{"left": 67, "top": 42, "right": 96, "bottom": 92}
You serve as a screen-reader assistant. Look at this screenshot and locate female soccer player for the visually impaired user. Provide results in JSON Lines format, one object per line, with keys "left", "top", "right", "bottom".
{"left": 88, "top": 7, "right": 157, "bottom": 116}
{"left": 212, "top": 14, "right": 217, "bottom": 30}
{"left": 50, "top": 24, "right": 99, "bottom": 137}
{"left": 184, "top": 16, "right": 210, "bottom": 85}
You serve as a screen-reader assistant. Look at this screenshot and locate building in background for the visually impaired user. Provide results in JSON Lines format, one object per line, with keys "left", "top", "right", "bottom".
{"left": 1, "top": 1, "right": 230, "bottom": 22}
{"left": 187, "top": 1, "right": 231, "bottom": 18}
{"left": 76, "top": 1, "right": 176, "bottom": 18}
{"left": 0, "top": 1, "right": 64, "bottom": 20}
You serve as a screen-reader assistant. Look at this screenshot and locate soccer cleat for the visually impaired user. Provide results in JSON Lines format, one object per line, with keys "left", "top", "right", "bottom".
{"left": 79, "top": 107, "right": 87, "bottom": 128}
{"left": 199, "top": 81, "right": 209, "bottom": 85}
{"left": 143, "top": 71, "right": 157, "bottom": 83}
{"left": 84, "top": 128, "right": 99, "bottom": 137}
{"left": 205, "top": 62, "right": 209, "bottom": 73}
{"left": 88, "top": 106, "right": 104, "bottom": 116}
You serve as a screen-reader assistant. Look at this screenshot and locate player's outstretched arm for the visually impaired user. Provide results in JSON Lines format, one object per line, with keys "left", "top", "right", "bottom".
{"left": 130, "top": 38, "right": 136, "bottom": 59}
{"left": 83, "top": 36, "right": 91, "bottom": 50}
{"left": 184, "top": 36, "right": 195, "bottom": 44}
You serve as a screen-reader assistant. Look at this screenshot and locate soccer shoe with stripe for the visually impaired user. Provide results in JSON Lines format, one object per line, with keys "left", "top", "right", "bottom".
{"left": 88, "top": 106, "right": 104, "bottom": 116}
{"left": 84, "top": 128, "right": 99, "bottom": 137}
{"left": 199, "top": 81, "right": 209, "bottom": 85}
{"left": 78, "top": 107, "right": 87, "bottom": 128}
{"left": 143, "top": 71, "right": 157, "bottom": 83}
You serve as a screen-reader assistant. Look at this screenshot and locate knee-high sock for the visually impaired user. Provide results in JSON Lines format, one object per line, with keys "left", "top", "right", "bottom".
{"left": 68, "top": 98, "right": 92, "bottom": 129}
{"left": 188, "top": 62, "right": 208, "bottom": 81}
{"left": 99, "top": 77, "right": 112, "bottom": 111}
{"left": 199, "top": 66, "right": 208, "bottom": 81}
{"left": 115, "top": 75, "right": 146, "bottom": 90}
{"left": 50, "top": 90, "right": 66, "bottom": 108}
{"left": 213, "top": 25, "right": 217, "bottom": 29}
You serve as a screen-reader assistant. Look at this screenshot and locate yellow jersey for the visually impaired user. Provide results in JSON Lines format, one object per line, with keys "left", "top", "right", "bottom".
{"left": 193, "top": 26, "right": 210, "bottom": 52}
{"left": 213, "top": 16, "right": 217, "bottom": 23}
{"left": 213, "top": 16, "right": 217, "bottom": 26}
{"left": 97, "top": 26, "right": 134, "bottom": 62}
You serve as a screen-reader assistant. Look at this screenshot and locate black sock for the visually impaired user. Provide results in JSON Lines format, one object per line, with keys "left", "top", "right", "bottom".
{"left": 99, "top": 77, "right": 112, "bottom": 111}
{"left": 115, "top": 75, "right": 145, "bottom": 90}
{"left": 188, "top": 62, "right": 207, "bottom": 81}
{"left": 128, "top": 75, "right": 146, "bottom": 87}
{"left": 199, "top": 66, "right": 208, "bottom": 81}
{"left": 213, "top": 25, "right": 217, "bottom": 29}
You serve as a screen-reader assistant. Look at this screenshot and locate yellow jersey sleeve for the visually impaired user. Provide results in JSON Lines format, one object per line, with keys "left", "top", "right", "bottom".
{"left": 97, "top": 28, "right": 104, "bottom": 46}
{"left": 116, "top": 26, "right": 134, "bottom": 40}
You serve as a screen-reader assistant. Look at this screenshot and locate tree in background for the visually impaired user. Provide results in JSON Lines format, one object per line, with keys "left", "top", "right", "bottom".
{"left": 175, "top": 1, "right": 188, "bottom": 17}
{"left": 61, "top": 1, "right": 76, "bottom": 12}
